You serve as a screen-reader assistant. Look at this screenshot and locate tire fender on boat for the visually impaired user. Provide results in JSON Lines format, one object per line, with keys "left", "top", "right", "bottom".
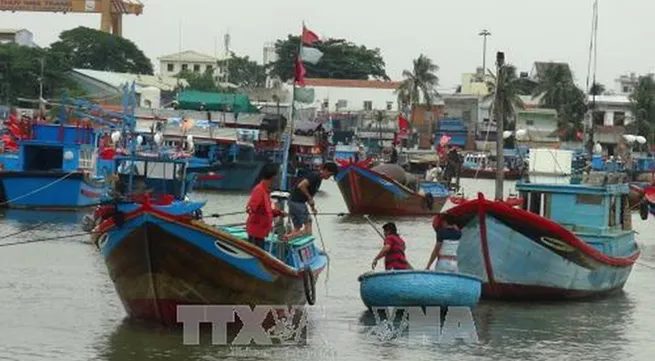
{"left": 423, "top": 193, "right": 434, "bottom": 210}
{"left": 640, "top": 199, "right": 649, "bottom": 221}
{"left": 302, "top": 266, "right": 316, "bottom": 305}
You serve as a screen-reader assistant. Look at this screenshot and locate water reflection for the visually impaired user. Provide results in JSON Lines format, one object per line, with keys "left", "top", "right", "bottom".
{"left": 0, "top": 209, "right": 87, "bottom": 226}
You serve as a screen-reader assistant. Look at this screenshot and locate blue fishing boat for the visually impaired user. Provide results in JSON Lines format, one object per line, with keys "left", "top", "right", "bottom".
{"left": 358, "top": 270, "right": 481, "bottom": 308}
{"left": 89, "top": 87, "right": 328, "bottom": 326}
{"left": 445, "top": 149, "right": 640, "bottom": 300}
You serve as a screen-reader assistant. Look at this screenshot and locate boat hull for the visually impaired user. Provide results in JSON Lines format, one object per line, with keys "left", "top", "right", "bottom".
{"left": 0, "top": 171, "right": 105, "bottom": 209}
{"left": 335, "top": 165, "right": 448, "bottom": 216}
{"left": 97, "top": 208, "right": 327, "bottom": 325}
{"left": 446, "top": 195, "right": 639, "bottom": 300}
{"left": 191, "top": 162, "right": 267, "bottom": 191}
{"left": 358, "top": 270, "right": 481, "bottom": 308}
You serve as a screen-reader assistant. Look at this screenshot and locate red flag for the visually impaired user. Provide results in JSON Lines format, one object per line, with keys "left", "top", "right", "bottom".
{"left": 294, "top": 57, "right": 306, "bottom": 86}
{"left": 397, "top": 115, "right": 410, "bottom": 139}
{"left": 302, "top": 26, "right": 319, "bottom": 45}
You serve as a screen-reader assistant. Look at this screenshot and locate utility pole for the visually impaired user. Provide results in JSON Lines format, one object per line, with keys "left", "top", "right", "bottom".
{"left": 495, "top": 51, "right": 505, "bottom": 201}
{"left": 479, "top": 29, "right": 491, "bottom": 77}
{"left": 224, "top": 32, "right": 231, "bottom": 85}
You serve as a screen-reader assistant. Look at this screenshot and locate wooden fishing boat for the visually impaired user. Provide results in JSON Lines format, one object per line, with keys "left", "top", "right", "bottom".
{"left": 335, "top": 158, "right": 450, "bottom": 216}
{"left": 443, "top": 150, "right": 641, "bottom": 300}
{"left": 90, "top": 152, "right": 328, "bottom": 325}
{"left": 358, "top": 270, "right": 481, "bottom": 308}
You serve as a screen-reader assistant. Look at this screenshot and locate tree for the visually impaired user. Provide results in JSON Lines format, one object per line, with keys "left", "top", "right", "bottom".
{"left": 628, "top": 75, "right": 655, "bottom": 141}
{"left": 395, "top": 54, "right": 439, "bottom": 114}
{"left": 0, "top": 43, "right": 83, "bottom": 104}
{"left": 269, "top": 35, "right": 389, "bottom": 82}
{"left": 514, "top": 77, "right": 538, "bottom": 96}
{"left": 374, "top": 110, "right": 387, "bottom": 149}
{"left": 218, "top": 52, "right": 266, "bottom": 88}
{"left": 50, "top": 26, "right": 153, "bottom": 75}
{"left": 177, "top": 69, "right": 220, "bottom": 92}
{"left": 484, "top": 64, "right": 524, "bottom": 130}
{"left": 532, "top": 64, "right": 575, "bottom": 109}
{"left": 558, "top": 86, "right": 588, "bottom": 141}
{"left": 590, "top": 82, "right": 605, "bottom": 96}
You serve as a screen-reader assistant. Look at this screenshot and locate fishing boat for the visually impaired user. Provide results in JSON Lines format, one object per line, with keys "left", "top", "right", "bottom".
{"left": 358, "top": 270, "right": 481, "bottom": 308}
{"left": 459, "top": 151, "right": 522, "bottom": 180}
{"left": 0, "top": 95, "right": 129, "bottom": 210}
{"left": 334, "top": 158, "right": 451, "bottom": 216}
{"left": 444, "top": 148, "right": 640, "bottom": 300}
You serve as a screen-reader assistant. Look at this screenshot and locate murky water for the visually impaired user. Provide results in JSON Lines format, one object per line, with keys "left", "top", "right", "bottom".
{"left": 0, "top": 179, "right": 654, "bottom": 361}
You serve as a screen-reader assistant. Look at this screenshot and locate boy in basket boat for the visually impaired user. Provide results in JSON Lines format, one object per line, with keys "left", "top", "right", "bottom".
{"left": 371, "top": 222, "right": 412, "bottom": 271}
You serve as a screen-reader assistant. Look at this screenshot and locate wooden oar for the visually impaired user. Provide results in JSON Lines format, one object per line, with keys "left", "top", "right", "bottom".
{"left": 363, "top": 214, "right": 385, "bottom": 240}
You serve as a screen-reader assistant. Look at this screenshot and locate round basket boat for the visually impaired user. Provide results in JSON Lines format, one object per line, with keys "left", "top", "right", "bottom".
{"left": 357, "top": 270, "right": 482, "bottom": 309}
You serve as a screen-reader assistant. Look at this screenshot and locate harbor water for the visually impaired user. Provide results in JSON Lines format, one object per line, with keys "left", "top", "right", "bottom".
{"left": 1, "top": 179, "right": 654, "bottom": 361}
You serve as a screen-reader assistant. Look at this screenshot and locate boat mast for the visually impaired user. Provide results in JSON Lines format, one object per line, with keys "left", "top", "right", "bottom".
{"left": 494, "top": 51, "right": 506, "bottom": 201}
{"left": 278, "top": 23, "right": 304, "bottom": 192}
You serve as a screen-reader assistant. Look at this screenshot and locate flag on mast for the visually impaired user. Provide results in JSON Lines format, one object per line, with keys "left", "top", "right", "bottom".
{"left": 300, "top": 46, "right": 323, "bottom": 65}
{"left": 302, "top": 25, "right": 319, "bottom": 45}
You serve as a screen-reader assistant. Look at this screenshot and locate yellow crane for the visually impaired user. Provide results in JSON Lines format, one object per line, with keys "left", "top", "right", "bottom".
{"left": 0, "top": 0, "right": 143, "bottom": 37}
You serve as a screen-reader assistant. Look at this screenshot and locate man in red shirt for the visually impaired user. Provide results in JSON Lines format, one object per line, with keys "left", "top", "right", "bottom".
{"left": 371, "top": 222, "right": 412, "bottom": 270}
{"left": 246, "top": 165, "right": 286, "bottom": 249}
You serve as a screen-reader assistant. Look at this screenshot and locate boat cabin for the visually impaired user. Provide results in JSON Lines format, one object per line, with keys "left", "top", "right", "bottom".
{"left": 104, "top": 154, "right": 191, "bottom": 201}
{"left": 1, "top": 123, "right": 99, "bottom": 175}
{"left": 516, "top": 181, "right": 632, "bottom": 235}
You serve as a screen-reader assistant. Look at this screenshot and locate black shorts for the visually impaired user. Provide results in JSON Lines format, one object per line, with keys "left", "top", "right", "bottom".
{"left": 248, "top": 236, "right": 266, "bottom": 250}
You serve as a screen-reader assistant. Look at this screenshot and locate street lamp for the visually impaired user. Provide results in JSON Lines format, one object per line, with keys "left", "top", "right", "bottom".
{"left": 478, "top": 29, "right": 491, "bottom": 76}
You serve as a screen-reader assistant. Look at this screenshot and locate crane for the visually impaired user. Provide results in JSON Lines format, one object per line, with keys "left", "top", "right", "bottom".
{"left": 0, "top": 0, "right": 143, "bottom": 37}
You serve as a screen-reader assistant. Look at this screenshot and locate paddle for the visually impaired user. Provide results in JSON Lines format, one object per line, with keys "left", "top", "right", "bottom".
{"left": 363, "top": 215, "right": 385, "bottom": 240}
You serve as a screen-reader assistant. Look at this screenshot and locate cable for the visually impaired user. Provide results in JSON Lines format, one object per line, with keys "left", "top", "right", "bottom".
{"left": 0, "top": 171, "right": 77, "bottom": 206}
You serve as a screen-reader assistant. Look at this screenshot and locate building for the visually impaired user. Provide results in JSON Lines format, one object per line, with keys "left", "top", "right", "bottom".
{"left": 0, "top": 28, "right": 37, "bottom": 48}
{"left": 589, "top": 94, "right": 632, "bottom": 154}
{"left": 263, "top": 42, "right": 280, "bottom": 88}
{"left": 412, "top": 104, "right": 445, "bottom": 149}
{"left": 614, "top": 73, "right": 640, "bottom": 95}
{"left": 70, "top": 68, "right": 188, "bottom": 109}
{"left": 442, "top": 94, "right": 480, "bottom": 149}
{"left": 287, "top": 78, "right": 402, "bottom": 113}
{"left": 435, "top": 118, "right": 468, "bottom": 148}
{"left": 158, "top": 50, "right": 222, "bottom": 78}
{"left": 460, "top": 68, "right": 491, "bottom": 96}
{"left": 515, "top": 108, "right": 559, "bottom": 148}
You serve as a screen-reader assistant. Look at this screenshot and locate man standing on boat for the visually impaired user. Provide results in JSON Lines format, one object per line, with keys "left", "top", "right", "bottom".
{"left": 246, "top": 165, "right": 287, "bottom": 249}
{"left": 284, "top": 162, "right": 339, "bottom": 239}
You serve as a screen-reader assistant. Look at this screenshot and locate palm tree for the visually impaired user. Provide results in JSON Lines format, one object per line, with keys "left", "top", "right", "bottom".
{"left": 484, "top": 64, "right": 525, "bottom": 131}
{"left": 589, "top": 82, "right": 605, "bottom": 96}
{"left": 532, "top": 64, "right": 575, "bottom": 109}
{"left": 628, "top": 75, "right": 655, "bottom": 142}
{"left": 395, "top": 54, "right": 440, "bottom": 122}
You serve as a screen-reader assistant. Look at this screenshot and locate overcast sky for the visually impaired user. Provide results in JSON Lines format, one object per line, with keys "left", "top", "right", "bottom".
{"left": 1, "top": 0, "right": 653, "bottom": 92}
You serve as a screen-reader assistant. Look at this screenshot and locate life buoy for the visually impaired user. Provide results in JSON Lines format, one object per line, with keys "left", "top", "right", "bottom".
{"left": 302, "top": 266, "right": 316, "bottom": 305}
{"left": 640, "top": 199, "right": 649, "bottom": 221}
{"left": 423, "top": 193, "right": 434, "bottom": 210}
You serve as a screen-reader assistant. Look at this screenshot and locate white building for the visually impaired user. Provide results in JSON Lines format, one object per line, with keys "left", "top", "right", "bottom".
{"left": 158, "top": 50, "right": 222, "bottom": 78}
{"left": 287, "top": 78, "right": 401, "bottom": 112}
{"left": 0, "top": 29, "right": 38, "bottom": 48}
{"left": 588, "top": 94, "right": 633, "bottom": 152}
{"left": 614, "top": 73, "right": 640, "bottom": 95}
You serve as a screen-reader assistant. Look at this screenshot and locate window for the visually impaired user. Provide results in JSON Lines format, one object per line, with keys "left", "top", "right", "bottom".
{"left": 592, "top": 111, "right": 605, "bottom": 126}
{"left": 336, "top": 99, "right": 347, "bottom": 109}
{"left": 623, "top": 86, "right": 629, "bottom": 93}
{"left": 526, "top": 119, "right": 534, "bottom": 126}
{"left": 167, "top": 63, "right": 174, "bottom": 72}
{"left": 386, "top": 101, "right": 393, "bottom": 110}
{"left": 181, "top": 64, "right": 188, "bottom": 71}
{"left": 193, "top": 64, "right": 201, "bottom": 72}
{"left": 363, "top": 101, "right": 373, "bottom": 111}
{"left": 614, "top": 112, "right": 625, "bottom": 126}
{"left": 206, "top": 65, "right": 213, "bottom": 73}
{"left": 79, "top": 148, "right": 94, "bottom": 170}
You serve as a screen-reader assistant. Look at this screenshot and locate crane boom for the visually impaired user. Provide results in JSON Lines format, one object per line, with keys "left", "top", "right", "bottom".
{"left": 0, "top": 0, "right": 143, "bottom": 37}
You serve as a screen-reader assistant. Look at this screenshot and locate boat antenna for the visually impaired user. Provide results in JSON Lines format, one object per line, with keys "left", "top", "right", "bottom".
{"left": 584, "top": 0, "right": 599, "bottom": 158}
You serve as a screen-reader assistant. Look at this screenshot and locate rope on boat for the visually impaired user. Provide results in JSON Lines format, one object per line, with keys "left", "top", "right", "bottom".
{"left": 312, "top": 213, "right": 330, "bottom": 297}
{"left": 0, "top": 220, "right": 53, "bottom": 241}
{"left": 0, "top": 231, "right": 92, "bottom": 247}
{"left": 0, "top": 171, "right": 78, "bottom": 206}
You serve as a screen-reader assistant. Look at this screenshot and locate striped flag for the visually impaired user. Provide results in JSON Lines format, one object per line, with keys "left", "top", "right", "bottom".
{"left": 300, "top": 46, "right": 323, "bottom": 65}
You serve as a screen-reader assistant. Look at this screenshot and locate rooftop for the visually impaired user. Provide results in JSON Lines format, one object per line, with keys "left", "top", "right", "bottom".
{"left": 158, "top": 50, "right": 223, "bottom": 63}
{"left": 72, "top": 68, "right": 187, "bottom": 92}
{"left": 303, "top": 78, "right": 401, "bottom": 89}
{"left": 588, "top": 94, "right": 631, "bottom": 105}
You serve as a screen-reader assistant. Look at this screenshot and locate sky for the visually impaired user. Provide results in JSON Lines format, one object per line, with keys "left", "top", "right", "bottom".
{"left": 1, "top": 0, "right": 654, "bottom": 93}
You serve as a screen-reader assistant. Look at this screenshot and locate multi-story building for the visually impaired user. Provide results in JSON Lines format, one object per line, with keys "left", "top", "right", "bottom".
{"left": 614, "top": 73, "right": 640, "bottom": 95}
{"left": 0, "top": 28, "right": 38, "bottom": 48}
{"left": 158, "top": 50, "right": 223, "bottom": 78}
{"left": 589, "top": 94, "right": 632, "bottom": 155}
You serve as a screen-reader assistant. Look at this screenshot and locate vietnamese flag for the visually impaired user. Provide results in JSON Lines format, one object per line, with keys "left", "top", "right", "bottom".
{"left": 294, "top": 57, "right": 306, "bottom": 86}
{"left": 302, "top": 25, "right": 319, "bottom": 45}
{"left": 397, "top": 115, "right": 410, "bottom": 138}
